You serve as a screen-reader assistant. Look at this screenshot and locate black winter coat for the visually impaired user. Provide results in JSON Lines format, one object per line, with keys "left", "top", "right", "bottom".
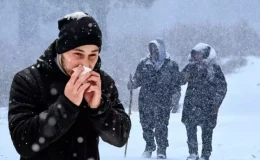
{"left": 8, "top": 41, "right": 131, "bottom": 160}
{"left": 181, "top": 62, "right": 227, "bottom": 128}
{"left": 130, "top": 57, "right": 181, "bottom": 110}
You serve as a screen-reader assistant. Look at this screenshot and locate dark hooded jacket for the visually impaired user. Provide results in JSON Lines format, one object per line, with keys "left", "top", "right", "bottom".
{"left": 181, "top": 43, "right": 227, "bottom": 128}
{"left": 8, "top": 40, "right": 131, "bottom": 160}
{"left": 129, "top": 39, "right": 181, "bottom": 109}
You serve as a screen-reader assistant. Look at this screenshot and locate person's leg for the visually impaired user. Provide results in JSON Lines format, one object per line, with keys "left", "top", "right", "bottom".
{"left": 139, "top": 106, "right": 156, "bottom": 153}
{"left": 154, "top": 107, "right": 171, "bottom": 158}
{"left": 185, "top": 123, "right": 199, "bottom": 160}
{"left": 201, "top": 124, "right": 214, "bottom": 160}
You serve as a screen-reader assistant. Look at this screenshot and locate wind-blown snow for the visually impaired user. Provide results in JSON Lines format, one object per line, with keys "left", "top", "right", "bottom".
{"left": 0, "top": 57, "right": 259, "bottom": 160}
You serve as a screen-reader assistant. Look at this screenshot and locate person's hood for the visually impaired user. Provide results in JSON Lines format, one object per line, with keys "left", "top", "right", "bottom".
{"left": 147, "top": 39, "right": 170, "bottom": 61}
{"left": 188, "top": 42, "right": 216, "bottom": 63}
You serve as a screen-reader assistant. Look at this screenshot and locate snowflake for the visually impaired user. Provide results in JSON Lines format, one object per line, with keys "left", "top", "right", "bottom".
{"left": 88, "top": 23, "right": 93, "bottom": 27}
{"left": 50, "top": 88, "right": 58, "bottom": 95}
{"left": 31, "top": 143, "right": 40, "bottom": 152}
{"left": 48, "top": 117, "right": 56, "bottom": 126}
{"left": 77, "top": 137, "right": 84, "bottom": 143}
{"left": 39, "top": 137, "right": 45, "bottom": 144}
{"left": 73, "top": 153, "right": 77, "bottom": 157}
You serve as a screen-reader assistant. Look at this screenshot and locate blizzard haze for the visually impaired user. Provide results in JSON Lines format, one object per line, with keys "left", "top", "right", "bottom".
{"left": 0, "top": 0, "right": 260, "bottom": 160}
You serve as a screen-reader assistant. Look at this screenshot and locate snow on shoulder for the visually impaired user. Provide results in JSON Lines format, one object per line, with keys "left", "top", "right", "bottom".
{"left": 64, "top": 12, "right": 89, "bottom": 20}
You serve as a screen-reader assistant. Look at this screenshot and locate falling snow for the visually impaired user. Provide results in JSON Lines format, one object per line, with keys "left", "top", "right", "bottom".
{"left": 57, "top": 104, "right": 62, "bottom": 109}
{"left": 39, "top": 112, "right": 47, "bottom": 120}
{"left": 73, "top": 153, "right": 77, "bottom": 157}
{"left": 88, "top": 23, "right": 93, "bottom": 27}
{"left": 48, "top": 117, "right": 56, "bottom": 126}
{"left": 31, "top": 143, "right": 40, "bottom": 152}
{"left": 39, "top": 137, "right": 45, "bottom": 144}
{"left": 77, "top": 137, "right": 84, "bottom": 143}
{"left": 50, "top": 88, "right": 58, "bottom": 95}
{"left": 1, "top": 1, "right": 260, "bottom": 160}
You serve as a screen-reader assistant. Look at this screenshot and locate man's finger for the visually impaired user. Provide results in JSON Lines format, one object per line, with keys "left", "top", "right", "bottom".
{"left": 89, "top": 71, "right": 100, "bottom": 78}
{"left": 87, "top": 76, "right": 100, "bottom": 84}
{"left": 78, "top": 82, "right": 91, "bottom": 94}
{"left": 85, "top": 85, "right": 99, "bottom": 93}
{"left": 74, "top": 72, "right": 91, "bottom": 90}
{"left": 70, "top": 65, "right": 84, "bottom": 85}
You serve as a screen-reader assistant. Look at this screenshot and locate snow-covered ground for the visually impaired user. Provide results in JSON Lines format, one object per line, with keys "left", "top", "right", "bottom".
{"left": 1, "top": 57, "right": 260, "bottom": 160}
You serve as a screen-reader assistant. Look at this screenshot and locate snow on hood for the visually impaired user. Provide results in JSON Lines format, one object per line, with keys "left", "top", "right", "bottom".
{"left": 188, "top": 42, "right": 216, "bottom": 63}
{"left": 64, "top": 12, "right": 90, "bottom": 20}
{"left": 147, "top": 39, "right": 170, "bottom": 61}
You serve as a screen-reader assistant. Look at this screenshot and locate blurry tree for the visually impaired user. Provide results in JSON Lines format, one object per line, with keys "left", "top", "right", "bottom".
{"left": 232, "top": 20, "right": 260, "bottom": 57}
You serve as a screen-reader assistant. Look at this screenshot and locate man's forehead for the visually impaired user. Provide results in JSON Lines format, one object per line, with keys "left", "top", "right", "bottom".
{"left": 73, "top": 46, "right": 99, "bottom": 53}
{"left": 73, "top": 48, "right": 84, "bottom": 52}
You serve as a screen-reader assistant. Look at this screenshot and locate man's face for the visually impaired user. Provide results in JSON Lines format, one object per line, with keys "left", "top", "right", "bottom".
{"left": 150, "top": 44, "right": 159, "bottom": 60}
{"left": 60, "top": 45, "right": 99, "bottom": 76}
{"left": 191, "top": 50, "right": 204, "bottom": 62}
{"left": 193, "top": 53, "right": 203, "bottom": 61}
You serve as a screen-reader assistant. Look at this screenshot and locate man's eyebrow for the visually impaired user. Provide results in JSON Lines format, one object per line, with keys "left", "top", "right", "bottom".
{"left": 92, "top": 49, "right": 99, "bottom": 52}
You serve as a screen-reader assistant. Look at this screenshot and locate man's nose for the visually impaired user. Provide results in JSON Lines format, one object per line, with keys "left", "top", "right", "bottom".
{"left": 81, "top": 61, "right": 90, "bottom": 68}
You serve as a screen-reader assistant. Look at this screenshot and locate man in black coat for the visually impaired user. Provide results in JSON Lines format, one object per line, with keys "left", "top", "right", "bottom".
{"left": 181, "top": 43, "right": 227, "bottom": 160}
{"left": 8, "top": 11, "right": 131, "bottom": 160}
{"left": 127, "top": 39, "right": 181, "bottom": 159}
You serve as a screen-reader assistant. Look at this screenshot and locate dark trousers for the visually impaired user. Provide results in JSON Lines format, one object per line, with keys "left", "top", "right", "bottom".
{"left": 185, "top": 123, "right": 214, "bottom": 158}
{"left": 139, "top": 106, "right": 171, "bottom": 151}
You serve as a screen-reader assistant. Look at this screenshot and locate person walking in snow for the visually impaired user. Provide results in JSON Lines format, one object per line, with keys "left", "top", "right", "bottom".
{"left": 127, "top": 38, "right": 181, "bottom": 159}
{"left": 156, "top": 38, "right": 182, "bottom": 114}
{"left": 8, "top": 11, "right": 131, "bottom": 160}
{"left": 181, "top": 43, "right": 227, "bottom": 160}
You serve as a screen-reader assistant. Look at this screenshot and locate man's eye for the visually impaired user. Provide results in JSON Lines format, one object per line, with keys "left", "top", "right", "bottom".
{"left": 75, "top": 52, "right": 81, "bottom": 56}
{"left": 89, "top": 55, "right": 97, "bottom": 59}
